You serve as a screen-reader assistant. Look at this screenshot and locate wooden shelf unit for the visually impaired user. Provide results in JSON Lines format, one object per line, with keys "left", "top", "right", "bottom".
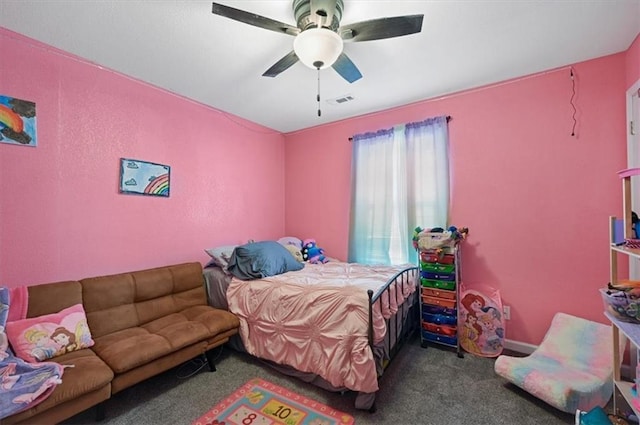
{"left": 607, "top": 168, "right": 640, "bottom": 418}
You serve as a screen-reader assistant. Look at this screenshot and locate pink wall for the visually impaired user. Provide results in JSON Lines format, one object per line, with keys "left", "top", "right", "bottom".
{"left": 284, "top": 53, "right": 628, "bottom": 345}
{"left": 0, "top": 28, "right": 286, "bottom": 287}
{"left": 1, "top": 25, "right": 635, "bottom": 346}
{"left": 626, "top": 33, "right": 640, "bottom": 89}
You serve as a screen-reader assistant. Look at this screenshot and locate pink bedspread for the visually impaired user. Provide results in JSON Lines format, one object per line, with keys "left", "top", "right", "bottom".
{"left": 226, "top": 262, "right": 416, "bottom": 394}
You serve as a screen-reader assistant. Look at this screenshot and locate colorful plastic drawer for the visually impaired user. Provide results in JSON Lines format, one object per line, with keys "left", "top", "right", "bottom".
{"left": 422, "top": 287, "right": 456, "bottom": 300}
{"left": 422, "top": 312, "right": 457, "bottom": 326}
{"left": 422, "top": 304, "right": 457, "bottom": 317}
{"left": 422, "top": 296, "right": 456, "bottom": 309}
{"left": 420, "top": 252, "right": 439, "bottom": 263}
{"left": 421, "top": 278, "right": 456, "bottom": 291}
{"left": 422, "top": 322, "right": 457, "bottom": 337}
{"left": 420, "top": 262, "right": 455, "bottom": 274}
{"left": 421, "top": 271, "right": 455, "bottom": 281}
{"left": 420, "top": 252, "right": 456, "bottom": 264}
{"left": 422, "top": 330, "right": 457, "bottom": 346}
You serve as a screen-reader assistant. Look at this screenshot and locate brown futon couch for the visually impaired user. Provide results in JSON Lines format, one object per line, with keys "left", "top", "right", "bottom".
{"left": 2, "top": 262, "right": 240, "bottom": 425}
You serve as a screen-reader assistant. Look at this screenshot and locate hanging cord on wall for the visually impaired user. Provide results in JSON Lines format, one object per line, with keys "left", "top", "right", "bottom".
{"left": 317, "top": 67, "right": 322, "bottom": 117}
{"left": 570, "top": 67, "right": 577, "bottom": 137}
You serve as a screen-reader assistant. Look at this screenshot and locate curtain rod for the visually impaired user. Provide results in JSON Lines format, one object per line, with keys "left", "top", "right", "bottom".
{"left": 348, "top": 115, "right": 451, "bottom": 141}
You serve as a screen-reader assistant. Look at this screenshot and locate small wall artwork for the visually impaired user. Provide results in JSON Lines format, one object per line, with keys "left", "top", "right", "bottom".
{"left": 0, "top": 95, "right": 37, "bottom": 147}
{"left": 119, "top": 158, "right": 170, "bottom": 197}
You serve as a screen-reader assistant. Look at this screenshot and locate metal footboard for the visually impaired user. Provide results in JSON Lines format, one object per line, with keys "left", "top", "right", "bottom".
{"left": 367, "top": 266, "right": 420, "bottom": 370}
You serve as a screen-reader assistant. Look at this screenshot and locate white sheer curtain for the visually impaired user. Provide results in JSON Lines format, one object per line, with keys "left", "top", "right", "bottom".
{"left": 348, "top": 116, "right": 450, "bottom": 265}
{"left": 348, "top": 129, "right": 395, "bottom": 264}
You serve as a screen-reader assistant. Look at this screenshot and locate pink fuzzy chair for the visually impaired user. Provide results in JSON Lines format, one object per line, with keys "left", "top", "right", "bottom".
{"left": 494, "top": 313, "right": 613, "bottom": 413}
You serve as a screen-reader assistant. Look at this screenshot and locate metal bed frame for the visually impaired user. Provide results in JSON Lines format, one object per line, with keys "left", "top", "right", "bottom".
{"left": 364, "top": 266, "right": 419, "bottom": 411}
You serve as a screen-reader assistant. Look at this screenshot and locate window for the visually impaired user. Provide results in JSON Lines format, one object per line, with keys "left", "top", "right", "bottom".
{"left": 348, "top": 116, "right": 450, "bottom": 265}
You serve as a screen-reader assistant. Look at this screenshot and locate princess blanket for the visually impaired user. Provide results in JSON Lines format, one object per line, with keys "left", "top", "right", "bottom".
{"left": 227, "top": 262, "right": 415, "bottom": 393}
{"left": 0, "top": 288, "right": 64, "bottom": 420}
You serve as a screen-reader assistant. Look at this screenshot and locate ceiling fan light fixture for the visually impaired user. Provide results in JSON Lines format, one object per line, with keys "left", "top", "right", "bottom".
{"left": 293, "top": 28, "right": 343, "bottom": 70}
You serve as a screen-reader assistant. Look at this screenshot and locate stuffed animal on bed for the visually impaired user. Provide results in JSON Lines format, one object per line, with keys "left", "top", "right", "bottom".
{"left": 301, "top": 239, "right": 329, "bottom": 264}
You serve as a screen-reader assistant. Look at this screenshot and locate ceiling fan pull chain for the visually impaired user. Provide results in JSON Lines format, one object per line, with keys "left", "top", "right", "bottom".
{"left": 317, "top": 67, "right": 321, "bottom": 117}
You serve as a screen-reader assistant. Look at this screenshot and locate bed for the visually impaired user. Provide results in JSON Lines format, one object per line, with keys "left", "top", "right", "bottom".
{"left": 203, "top": 242, "right": 419, "bottom": 411}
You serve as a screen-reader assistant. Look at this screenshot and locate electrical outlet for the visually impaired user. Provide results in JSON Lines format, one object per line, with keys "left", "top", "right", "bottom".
{"left": 503, "top": 305, "right": 511, "bottom": 320}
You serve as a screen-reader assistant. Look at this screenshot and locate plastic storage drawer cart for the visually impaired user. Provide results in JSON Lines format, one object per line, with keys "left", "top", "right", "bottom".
{"left": 419, "top": 247, "right": 463, "bottom": 357}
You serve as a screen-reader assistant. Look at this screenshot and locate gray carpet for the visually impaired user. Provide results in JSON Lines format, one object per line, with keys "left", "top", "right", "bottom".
{"left": 63, "top": 336, "right": 576, "bottom": 425}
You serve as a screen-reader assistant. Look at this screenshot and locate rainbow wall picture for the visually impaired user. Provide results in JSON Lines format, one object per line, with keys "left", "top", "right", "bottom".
{"left": 0, "top": 95, "right": 36, "bottom": 147}
{"left": 119, "top": 158, "right": 170, "bottom": 198}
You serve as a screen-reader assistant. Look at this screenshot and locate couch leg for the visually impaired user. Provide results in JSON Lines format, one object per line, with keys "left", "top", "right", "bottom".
{"left": 95, "top": 402, "right": 106, "bottom": 421}
{"left": 204, "top": 350, "right": 217, "bottom": 372}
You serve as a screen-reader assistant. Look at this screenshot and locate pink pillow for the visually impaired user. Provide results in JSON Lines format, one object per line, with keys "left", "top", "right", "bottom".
{"left": 5, "top": 304, "right": 94, "bottom": 363}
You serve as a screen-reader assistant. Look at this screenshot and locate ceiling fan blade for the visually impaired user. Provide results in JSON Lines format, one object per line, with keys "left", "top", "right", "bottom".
{"left": 340, "top": 15, "right": 424, "bottom": 42}
{"left": 332, "top": 53, "right": 362, "bottom": 83}
{"left": 262, "top": 51, "right": 300, "bottom": 78}
{"left": 310, "top": 0, "right": 338, "bottom": 28}
{"left": 212, "top": 2, "right": 300, "bottom": 36}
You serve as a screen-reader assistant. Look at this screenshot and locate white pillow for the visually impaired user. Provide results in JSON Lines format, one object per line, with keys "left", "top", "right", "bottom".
{"left": 204, "top": 245, "right": 237, "bottom": 269}
{"left": 277, "top": 236, "right": 303, "bottom": 250}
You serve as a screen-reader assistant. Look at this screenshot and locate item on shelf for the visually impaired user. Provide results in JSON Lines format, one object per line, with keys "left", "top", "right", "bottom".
{"left": 600, "top": 288, "right": 640, "bottom": 324}
{"left": 608, "top": 280, "right": 640, "bottom": 292}
{"left": 608, "top": 416, "right": 630, "bottom": 425}
{"left": 625, "top": 239, "right": 640, "bottom": 249}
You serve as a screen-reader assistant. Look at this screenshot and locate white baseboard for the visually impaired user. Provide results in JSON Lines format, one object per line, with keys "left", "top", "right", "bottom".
{"left": 503, "top": 339, "right": 537, "bottom": 355}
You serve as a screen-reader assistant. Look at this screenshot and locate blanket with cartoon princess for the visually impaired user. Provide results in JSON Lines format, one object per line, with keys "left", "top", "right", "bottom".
{"left": 0, "top": 287, "right": 64, "bottom": 420}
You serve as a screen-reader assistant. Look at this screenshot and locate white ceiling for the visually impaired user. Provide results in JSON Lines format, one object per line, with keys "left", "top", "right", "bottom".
{"left": 1, "top": 1, "right": 638, "bottom": 133}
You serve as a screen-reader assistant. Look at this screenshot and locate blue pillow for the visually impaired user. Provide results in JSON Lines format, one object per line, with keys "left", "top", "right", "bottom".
{"left": 227, "top": 241, "right": 304, "bottom": 280}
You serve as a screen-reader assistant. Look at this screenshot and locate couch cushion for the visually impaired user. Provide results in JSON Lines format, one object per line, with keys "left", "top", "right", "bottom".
{"left": 92, "top": 305, "right": 240, "bottom": 374}
{"left": 81, "top": 262, "right": 208, "bottom": 338}
{"left": 91, "top": 327, "right": 172, "bottom": 374}
{"left": 35, "top": 348, "right": 113, "bottom": 410}
{"left": 181, "top": 305, "right": 240, "bottom": 335}
{"left": 26, "top": 281, "right": 83, "bottom": 317}
{"left": 143, "top": 306, "right": 240, "bottom": 348}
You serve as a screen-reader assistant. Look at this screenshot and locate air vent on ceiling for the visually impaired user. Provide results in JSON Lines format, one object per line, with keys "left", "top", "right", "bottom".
{"left": 327, "top": 95, "right": 355, "bottom": 105}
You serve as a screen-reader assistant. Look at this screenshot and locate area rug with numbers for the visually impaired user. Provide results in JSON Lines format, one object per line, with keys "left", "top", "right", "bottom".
{"left": 192, "top": 378, "right": 355, "bottom": 425}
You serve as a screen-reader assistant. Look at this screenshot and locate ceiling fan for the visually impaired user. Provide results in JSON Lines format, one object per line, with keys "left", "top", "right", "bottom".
{"left": 211, "top": 0, "right": 424, "bottom": 84}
